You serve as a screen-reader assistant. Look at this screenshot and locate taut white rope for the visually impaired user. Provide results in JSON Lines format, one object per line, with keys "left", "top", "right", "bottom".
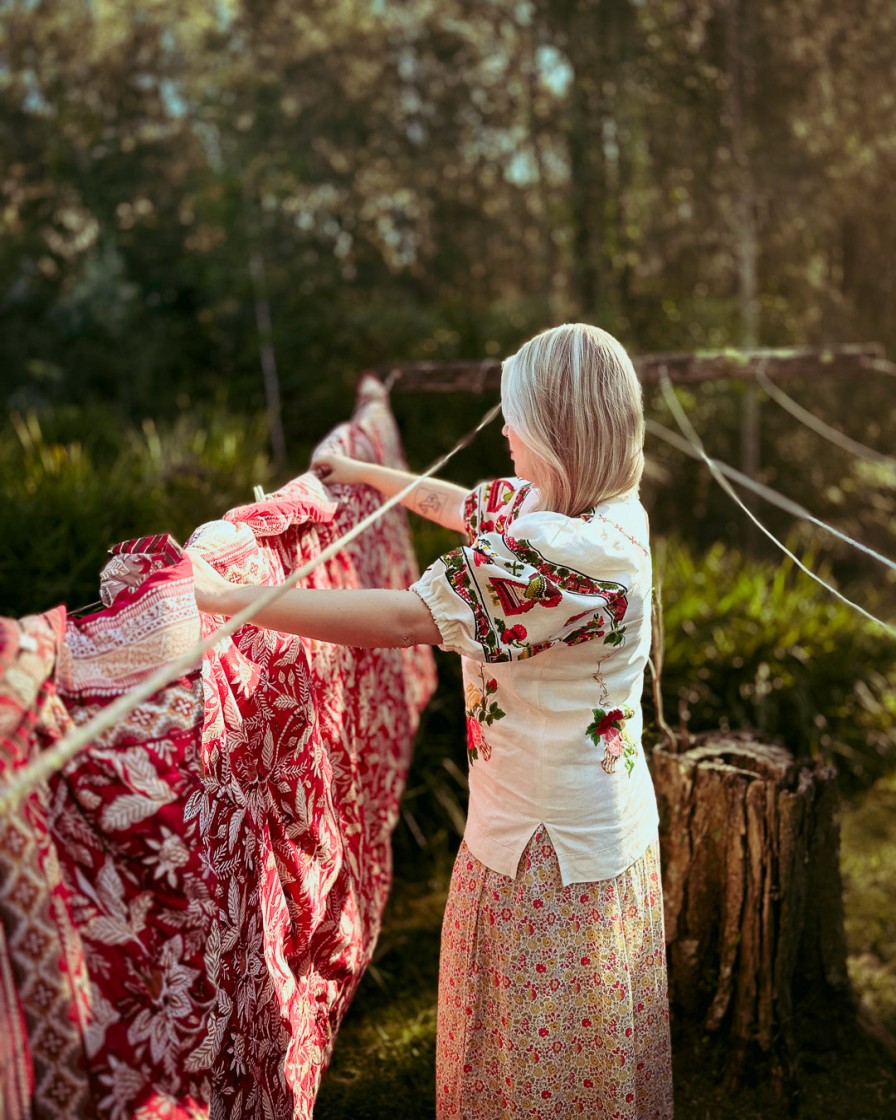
{"left": 658, "top": 370, "right": 896, "bottom": 637}
{"left": 0, "top": 401, "right": 502, "bottom": 813}
{"left": 645, "top": 420, "right": 896, "bottom": 572}
{"left": 755, "top": 364, "right": 896, "bottom": 468}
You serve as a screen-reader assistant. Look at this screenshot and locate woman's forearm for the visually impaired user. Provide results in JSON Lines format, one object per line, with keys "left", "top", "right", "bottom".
{"left": 213, "top": 584, "right": 442, "bottom": 649}
{"left": 318, "top": 458, "right": 467, "bottom": 531}
{"left": 369, "top": 466, "right": 467, "bottom": 531}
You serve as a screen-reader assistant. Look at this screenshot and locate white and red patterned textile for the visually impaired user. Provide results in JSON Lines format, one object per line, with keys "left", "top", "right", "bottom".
{"left": 0, "top": 376, "right": 436, "bottom": 1119}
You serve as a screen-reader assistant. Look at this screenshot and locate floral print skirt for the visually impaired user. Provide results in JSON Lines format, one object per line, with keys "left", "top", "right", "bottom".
{"left": 436, "top": 830, "right": 673, "bottom": 1119}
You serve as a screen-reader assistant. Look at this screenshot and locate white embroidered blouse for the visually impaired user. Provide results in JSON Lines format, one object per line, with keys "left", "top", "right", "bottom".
{"left": 411, "top": 476, "right": 659, "bottom": 885}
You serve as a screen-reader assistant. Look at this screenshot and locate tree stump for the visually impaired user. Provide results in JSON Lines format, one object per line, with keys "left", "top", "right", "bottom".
{"left": 653, "top": 731, "right": 853, "bottom": 1098}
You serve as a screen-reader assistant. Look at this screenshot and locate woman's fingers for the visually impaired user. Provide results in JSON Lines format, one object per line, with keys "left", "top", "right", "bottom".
{"left": 309, "top": 453, "right": 338, "bottom": 480}
{"left": 186, "top": 551, "right": 236, "bottom": 615}
{"left": 308, "top": 453, "right": 359, "bottom": 485}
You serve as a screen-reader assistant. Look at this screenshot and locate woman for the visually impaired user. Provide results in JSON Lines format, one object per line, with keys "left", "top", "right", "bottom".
{"left": 191, "top": 323, "right": 673, "bottom": 1118}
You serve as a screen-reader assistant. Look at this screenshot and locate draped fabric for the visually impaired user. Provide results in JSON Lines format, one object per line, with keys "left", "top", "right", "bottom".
{"left": 0, "top": 607, "right": 94, "bottom": 1120}
{"left": 0, "top": 376, "right": 436, "bottom": 1119}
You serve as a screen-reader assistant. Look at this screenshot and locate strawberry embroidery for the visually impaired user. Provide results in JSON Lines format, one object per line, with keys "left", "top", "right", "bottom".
{"left": 466, "top": 478, "right": 519, "bottom": 536}
{"left": 585, "top": 705, "right": 637, "bottom": 775}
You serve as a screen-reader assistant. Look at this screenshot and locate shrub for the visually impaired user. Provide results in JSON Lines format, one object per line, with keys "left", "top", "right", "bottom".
{"left": 0, "top": 407, "right": 273, "bottom": 617}
{"left": 648, "top": 538, "right": 896, "bottom": 788}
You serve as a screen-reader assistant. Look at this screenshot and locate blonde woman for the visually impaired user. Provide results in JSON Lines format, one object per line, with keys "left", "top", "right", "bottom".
{"left": 191, "top": 323, "right": 673, "bottom": 1118}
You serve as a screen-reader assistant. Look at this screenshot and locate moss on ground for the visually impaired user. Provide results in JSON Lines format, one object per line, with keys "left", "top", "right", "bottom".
{"left": 316, "top": 776, "right": 896, "bottom": 1119}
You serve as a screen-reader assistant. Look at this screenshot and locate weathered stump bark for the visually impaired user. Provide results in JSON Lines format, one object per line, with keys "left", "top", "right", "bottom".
{"left": 653, "top": 732, "right": 853, "bottom": 1098}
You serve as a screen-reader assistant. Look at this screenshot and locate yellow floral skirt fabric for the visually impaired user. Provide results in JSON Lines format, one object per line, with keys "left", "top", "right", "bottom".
{"left": 436, "top": 830, "right": 673, "bottom": 1118}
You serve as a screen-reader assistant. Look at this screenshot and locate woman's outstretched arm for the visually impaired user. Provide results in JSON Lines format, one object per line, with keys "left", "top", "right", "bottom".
{"left": 311, "top": 454, "right": 467, "bottom": 532}
{"left": 190, "top": 553, "right": 442, "bottom": 648}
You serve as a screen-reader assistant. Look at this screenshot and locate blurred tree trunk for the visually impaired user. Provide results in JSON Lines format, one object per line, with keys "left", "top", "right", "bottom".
{"left": 725, "top": 0, "right": 760, "bottom": 352}
{"left": 524, "top": 25, "right": 558, "bottom": 319}
{"left": 547, "top": 0, "right": 639, "bottom": 321}
{"left": 248, "top": 248, "right": 286, "bottom": 469}
{"left": 725, "top": 0, "right": 761, "bottom": 550}
{"left": 566, "top": 40, "right": 601, "bottom": 315}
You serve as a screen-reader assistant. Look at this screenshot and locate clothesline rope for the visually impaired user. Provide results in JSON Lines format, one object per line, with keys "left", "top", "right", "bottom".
{"left": 0, "top": 401, "right": 503, "bottom": 813}
{"left": 645, "top": 421, "right": 896, "bottom": 572}
{"left": 658, "top": 370, "right": 896, "bottom": 637}
{"left": 754, "top": 363, "right": 896, "bottom": 468}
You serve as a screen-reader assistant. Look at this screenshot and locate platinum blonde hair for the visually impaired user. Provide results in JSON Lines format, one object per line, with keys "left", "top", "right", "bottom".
{"left": 500, "top": 323, "right": 645, "bottom": 516}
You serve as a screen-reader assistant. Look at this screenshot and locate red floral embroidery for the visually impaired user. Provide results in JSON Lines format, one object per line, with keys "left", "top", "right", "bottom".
{"left": 585, "top": 705, "right": 638, "bottom": 775}
{"left": 447, "top": 480, "right": 634, "bottom": 662}
{"left": 596, "top": 708, "right": 625, "bottom": 735}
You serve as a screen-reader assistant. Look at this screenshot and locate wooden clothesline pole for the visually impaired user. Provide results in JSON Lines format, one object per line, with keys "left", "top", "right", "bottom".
{"left": 376, "top": 343, "right": 891, "bottom": 393}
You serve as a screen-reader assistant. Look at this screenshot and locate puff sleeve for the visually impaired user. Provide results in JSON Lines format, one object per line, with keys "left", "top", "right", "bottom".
{"left": 410, "top": 526, "right": 632, "bottom": 664}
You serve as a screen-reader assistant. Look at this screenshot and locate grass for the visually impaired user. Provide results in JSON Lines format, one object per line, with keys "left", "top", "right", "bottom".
{"left": 841, "top": 771, "right": 896, "bottom": 1039}
{"left": 314, "top": 851, "right": 449, "bottom": 1117}
{"left": 0, "top": 407, "right": 274, "bottom": 617}
{"left": 315, "top": 772, "right": 896, "bottom": 1119}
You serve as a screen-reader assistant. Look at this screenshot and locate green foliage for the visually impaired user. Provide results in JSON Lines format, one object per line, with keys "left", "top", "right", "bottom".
{"left": 0, "top": 407, "right": 273, "bottom": 617}
{"left": 649, "top": 538, "right": 896, "bottom": 788}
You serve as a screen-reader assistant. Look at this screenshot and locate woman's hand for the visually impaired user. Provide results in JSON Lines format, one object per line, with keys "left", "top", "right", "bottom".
{"left": 308, "top": 457, "right": 466, "bottom": 532}
{"left": 309, "top": 453, "right": 368, "bottom": 486}
{"left": 188, "top": 551, "right": 239, "bottom": 616}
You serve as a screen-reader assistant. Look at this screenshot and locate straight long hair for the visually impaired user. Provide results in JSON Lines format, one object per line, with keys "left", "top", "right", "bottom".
{"left": 500, "top": 323, "right": 645, "bottom": 516}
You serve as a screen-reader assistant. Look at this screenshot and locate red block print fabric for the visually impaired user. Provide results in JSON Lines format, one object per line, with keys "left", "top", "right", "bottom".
{"left": 0, "top": 607, "right": 93, "bottom": 1120}
{"left": 54, "top": 554, "right": 213, "bottom": 1120}
{"left": 0, "top": 376, "right": 436, "bottom": 1119}
{"left": 0, "top": 570, "right": 209, "bottom": 1120}
{"left": 186, "top": 375, "right": 435, "bottom": 1118}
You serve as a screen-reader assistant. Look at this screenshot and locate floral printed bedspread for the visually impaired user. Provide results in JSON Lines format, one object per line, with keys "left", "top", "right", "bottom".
{"left": 0, "top": 377, "right": 436, "bottom": 1120}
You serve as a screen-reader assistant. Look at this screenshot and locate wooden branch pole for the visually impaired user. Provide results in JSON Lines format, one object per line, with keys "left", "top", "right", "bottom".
{"left": 377, "top": 343, "right": 888, "bottom": 393}
{"left": 652, "top": 732, "right": 853, "bottom": 1100}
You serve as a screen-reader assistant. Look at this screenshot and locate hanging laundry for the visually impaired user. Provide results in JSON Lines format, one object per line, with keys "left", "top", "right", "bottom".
{"left": 0, "top": 376, "right": 437, "bottom": 1120}
{"left": 0, "top": 607, "right": 94, "bottom": 1120}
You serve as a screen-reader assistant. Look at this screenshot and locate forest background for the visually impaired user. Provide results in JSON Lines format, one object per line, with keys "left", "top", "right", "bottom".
{"left": 1, "top": 1, "right": 895, "bottom": 1116}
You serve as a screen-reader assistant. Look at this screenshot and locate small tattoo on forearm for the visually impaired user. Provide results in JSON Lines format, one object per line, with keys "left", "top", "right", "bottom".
{"left": 417, "top": 489, "right": 445, "bottom": 516}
